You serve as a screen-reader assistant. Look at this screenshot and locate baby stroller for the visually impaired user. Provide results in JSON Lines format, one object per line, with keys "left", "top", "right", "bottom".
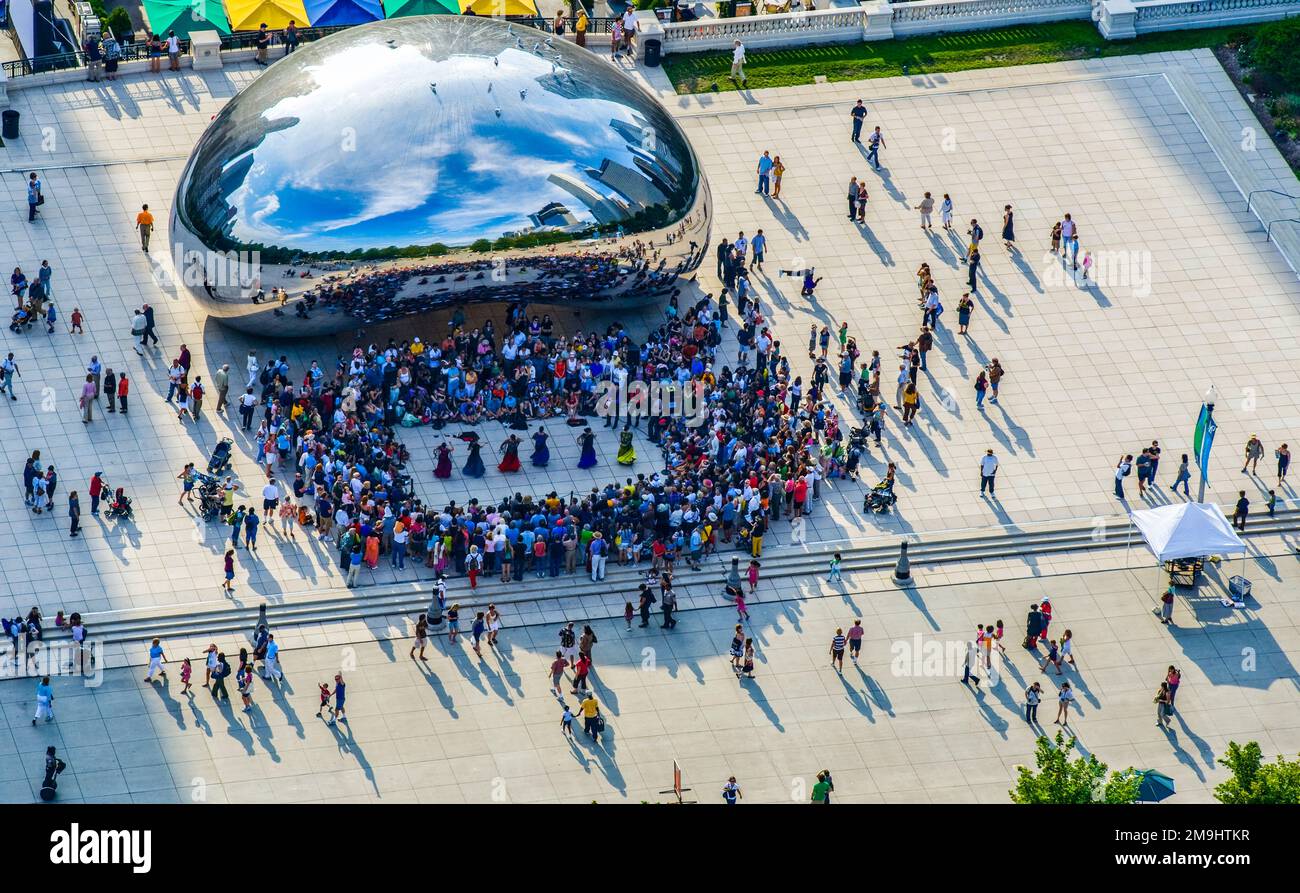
{"left": 207, "top": 437, "right": 234, "bottom": 476}
{"left": 863, "top": 479, "right": 897, "bottom": 514}
{"left": 105, "top": 490, "right": 134, "bottom": 522}
{"left": 195, "top": 473, "right": 224, "bottom": 522}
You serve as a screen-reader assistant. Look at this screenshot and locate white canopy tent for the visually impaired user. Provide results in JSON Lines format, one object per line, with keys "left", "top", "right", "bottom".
{"left": 1129, "top": 503, "right": 1246, "bottom": 562}
{"left": 1128, "top": 503, "right": 1248, "bottom": 603}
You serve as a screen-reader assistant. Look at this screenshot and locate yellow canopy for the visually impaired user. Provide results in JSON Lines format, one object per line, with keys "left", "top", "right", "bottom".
{"left": 225, "top": 0, "right": 311, "bottom": 31}
{"left": 461, "top": 0, "right": 537, "bottom": 15}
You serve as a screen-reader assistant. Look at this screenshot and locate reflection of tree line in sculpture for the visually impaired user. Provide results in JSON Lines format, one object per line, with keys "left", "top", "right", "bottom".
{"left": 293, "top": 238, "right": 704, "bottom": 325}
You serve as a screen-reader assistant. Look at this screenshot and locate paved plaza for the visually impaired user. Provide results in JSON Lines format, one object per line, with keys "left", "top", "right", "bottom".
{"left": 0, "top": 47, "right": 1298, "bottom": 802}
{"left": 1, "top": 547, "right": 1297, "bottom": 804}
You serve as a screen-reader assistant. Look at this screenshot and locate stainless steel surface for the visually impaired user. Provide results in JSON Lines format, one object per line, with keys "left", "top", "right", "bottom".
{"left": 171, "top": 15, "right": 710, "bottom": 337}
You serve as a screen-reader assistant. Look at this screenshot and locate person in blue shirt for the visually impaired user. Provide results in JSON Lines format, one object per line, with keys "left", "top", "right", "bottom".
{"left": 33, "top": 676, "right": 54, "bottom": 724}
{"left": 755, "top": 151, "right": 774, "bottom": 195}
{"left": 45, "top": 301, "right": 56, "bottom": 334}
{"left": 244, "top": 510, "right": 260, "bottom": 550}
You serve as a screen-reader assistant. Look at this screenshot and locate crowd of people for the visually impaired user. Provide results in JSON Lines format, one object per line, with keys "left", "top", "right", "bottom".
{"left": 285, "top": 236, "right": 699, "bottom": 328}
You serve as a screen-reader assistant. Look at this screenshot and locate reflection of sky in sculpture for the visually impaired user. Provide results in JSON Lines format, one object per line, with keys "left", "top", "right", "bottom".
{"left": 180, "top": 18, "right": 698, "bottom": 254}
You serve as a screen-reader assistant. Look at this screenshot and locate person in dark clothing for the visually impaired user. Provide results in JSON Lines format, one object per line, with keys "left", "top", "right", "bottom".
{"left": 211, "top": 653, "right": 231, "bottom": 700}
{"left": 661, "top": 589, "right": 677, "bottom": 629}
{"left": 1024, "top": 604, "right": 1043, "bottom": 649}
{"left": 142, "top": 304, "right": 159, "bottom": 346}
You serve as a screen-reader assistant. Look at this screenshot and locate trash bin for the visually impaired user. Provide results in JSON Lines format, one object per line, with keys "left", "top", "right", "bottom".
{"left": 645, "top": 38, "right": 661, "bottom": 68}
{"left": 1, "top": 110, "right": 19, "bottom": 141}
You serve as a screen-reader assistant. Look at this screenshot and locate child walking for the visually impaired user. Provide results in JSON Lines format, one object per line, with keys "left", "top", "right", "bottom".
{"left": 316, "top": 682, "right": 334, "bottom": 720}
{"left": 735, "top": 589, "right": 750, "bottom": 622}
{"left": 180, "top": 657, "right": 193, "bottom": 696}
{"left": 624, "top": 601, "right": 634, "bottom": 631}
{"left": 827, "top": 552, "right": 843, "bottom": 584}
{"left": 747, "top": 559, "right": 761, "bottom": 595}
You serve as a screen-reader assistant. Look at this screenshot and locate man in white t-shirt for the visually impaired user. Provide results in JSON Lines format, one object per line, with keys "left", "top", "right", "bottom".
{"left": 621, "top": 8, "right": 638, "bottom": 56}
{"left": 262, "top": 477, "right": 281, "bottom": 520}
{"left": 730, "top": 40, "right": 747, "bottom": 86}
{"left": 980, "top": 449, "right": 999, "bottom": 496}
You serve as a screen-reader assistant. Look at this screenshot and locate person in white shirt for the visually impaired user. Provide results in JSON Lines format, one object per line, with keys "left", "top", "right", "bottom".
{"left": 166, "top": 31, "right": 181, "bottom": 71}
{"left": 261, "top": 478, "right": 281, "bottom": 520}
{"left": 621, "top": 8, "right": 637, "bottom": 55}
{"left": 730, "top": 40, "right": 747, "bottom": 86}
{"left": 980, "top": 449, "right": 999, "bottom": 496}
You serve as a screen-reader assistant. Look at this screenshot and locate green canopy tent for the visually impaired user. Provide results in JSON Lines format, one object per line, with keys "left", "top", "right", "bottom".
{"left": 384, "top": 0, "right": 461, "bottom": 16}
{"left": 141, "top": 0, "right": 233, "bottom": 39}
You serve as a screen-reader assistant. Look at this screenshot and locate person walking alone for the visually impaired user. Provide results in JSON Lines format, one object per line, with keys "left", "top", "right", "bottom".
{"left": 135, "top": 205, "right": 154, "bottom": 252}
{"left": 980, "top": 449, "right": 998, "bottom": 497}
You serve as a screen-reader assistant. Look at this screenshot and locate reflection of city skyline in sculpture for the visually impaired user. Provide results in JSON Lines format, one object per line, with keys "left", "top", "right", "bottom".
{"left": 171, "top": 16, "right": 710, "bottom": 335}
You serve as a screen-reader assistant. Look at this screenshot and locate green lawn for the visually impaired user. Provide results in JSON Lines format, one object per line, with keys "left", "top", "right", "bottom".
{"left": 662, "top": 21, "right": 1260, "bottom": 94}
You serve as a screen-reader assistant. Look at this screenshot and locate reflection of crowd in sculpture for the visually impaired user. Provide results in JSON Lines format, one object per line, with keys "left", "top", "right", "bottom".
{"left": 290, "top": 237, "right": 702, "bottom": 326}
{"left": 252, "top": 281, "right": 858, "bottom": 589}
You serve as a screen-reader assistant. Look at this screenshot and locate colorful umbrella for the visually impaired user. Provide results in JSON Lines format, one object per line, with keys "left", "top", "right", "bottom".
{"left": 303, "top": 0, "right": 384, "bottom": 25}
{"left": 1133, "top": 769, "right": 1176, "bottom": 803}
{"left": 461, "top": 0, "right": 538, "bottom": 16}
{"left": 224, "top": 0, "right": 312, "bottom": 32}
{"left": 384, "top": 0, "right": 460, "bottom": 15}
{"left": 142, "top": 0, "right": 233, "bottom": 38}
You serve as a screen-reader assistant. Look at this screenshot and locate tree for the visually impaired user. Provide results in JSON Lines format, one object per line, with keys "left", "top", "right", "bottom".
{"left": 1009, "top": 732, "right": 1140, "bottom": 804}
{"left": 1215, "top": 741, "right": 1300, "bottom": 804}
{"left": 1247, "top": 17, "right": 1300, "bottom": 90}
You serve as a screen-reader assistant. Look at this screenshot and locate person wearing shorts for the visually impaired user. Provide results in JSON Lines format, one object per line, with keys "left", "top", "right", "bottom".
{"left": 332, "top": 673, "right": 346, "bottom": 722}
{"left": 549, "top": 650, "right": 567, "bottom": 696}
{"left": 262, "top": 478, "right": 280, "bottom": 521}
{"left": 830, "top": 629, "right": 846, "bottom": 673}
{"left": 410, "top": 613, "right": 428, "bottom": 661}
{"left": 446, "top": 604, "right": 460, "bottom": 643}
{"left": 847, "top": 620, "right": 864, "bottom": 662}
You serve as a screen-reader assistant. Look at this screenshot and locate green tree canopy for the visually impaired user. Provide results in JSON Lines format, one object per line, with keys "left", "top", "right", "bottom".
{"left": 1010, "top": 732, "right": 1140, "bottom": 804}
{"left": 1215, "top": 741, "right": 1300, "bottom": 804}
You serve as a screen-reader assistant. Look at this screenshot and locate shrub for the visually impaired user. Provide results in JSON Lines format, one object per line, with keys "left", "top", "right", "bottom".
{"left": 1249, "top": 17, "right": 1300, "bottom": 90}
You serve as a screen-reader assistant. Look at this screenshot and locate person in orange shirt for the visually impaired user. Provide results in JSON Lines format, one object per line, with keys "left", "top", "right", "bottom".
{"left": 135, "top": 204, "right": 154, "bottom": 251}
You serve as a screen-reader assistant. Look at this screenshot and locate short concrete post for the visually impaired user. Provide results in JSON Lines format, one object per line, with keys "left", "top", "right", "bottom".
{"left": 861, "top": 1, "right": 895, "bottom": 41}
{"left": 893, "top": 541, "right": 911, "bottom": 581}
{"left": 727, "top": 557, "right": 742, "bottom": 589}
{"left": 190, "top": 30, "right": 223, "bottom": 71}
{"left": 635, "top": 11, "right": 664, "bottom": 64}
{"left": 1096, "top": 0, "right": 1137, "bottom": 40}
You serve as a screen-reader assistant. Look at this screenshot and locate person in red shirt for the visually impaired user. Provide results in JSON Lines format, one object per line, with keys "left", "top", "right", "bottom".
{"left": 792, "top": 479, "right": 808, "bottom": 518}
{"left": 116, "top": 373, "right": 129, "bottom": 414}
{"left": 571, "top": 653, "right": 592, "bottom": 694}
{"left": 89, "top": 472, "right": 104, "bottom": 516}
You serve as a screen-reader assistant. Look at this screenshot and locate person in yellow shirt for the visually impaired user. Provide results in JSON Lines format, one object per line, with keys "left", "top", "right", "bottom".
{"left": 135, "top": 204, "right": 154, "bottom": 252}
{"left": 578, "top": 694, "right": 601, "bottom": 742}
{"left": 576, "top": 10, "right": 588, "bottom": 48}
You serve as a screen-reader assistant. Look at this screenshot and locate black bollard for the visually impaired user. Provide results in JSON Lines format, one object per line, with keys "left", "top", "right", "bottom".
{"left": 894, "top": 541, "right": 911, "bottom": 581}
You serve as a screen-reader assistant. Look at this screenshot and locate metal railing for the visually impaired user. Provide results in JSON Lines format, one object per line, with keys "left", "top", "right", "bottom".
{"left": 1246, "top": 188, "right": 1299, "bottom": 213}
{"left": 1266, "top": 218, "right": 1300, "bottom": 243}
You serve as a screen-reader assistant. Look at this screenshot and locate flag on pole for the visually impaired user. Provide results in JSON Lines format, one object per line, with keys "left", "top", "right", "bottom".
{"left": 1195, "top": 407, "right": 1217, "bottom": 482}
{"left": 1193, "top": 404, "right": 1208, "bottom": 463}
